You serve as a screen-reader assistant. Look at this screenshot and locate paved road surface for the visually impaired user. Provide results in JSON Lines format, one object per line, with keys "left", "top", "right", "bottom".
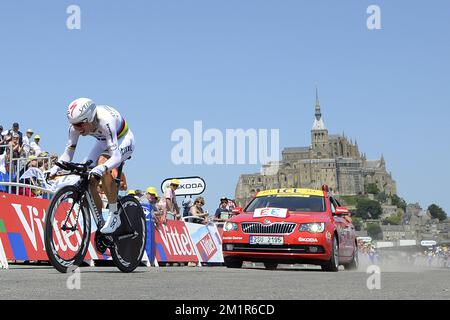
{"left": 1, "top": 262, "right": 449, "bottom": 300}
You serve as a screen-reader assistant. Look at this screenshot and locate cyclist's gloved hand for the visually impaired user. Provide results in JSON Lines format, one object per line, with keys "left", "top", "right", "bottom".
{"left": 89, "top": 165, "right": 106, "bottom": 181}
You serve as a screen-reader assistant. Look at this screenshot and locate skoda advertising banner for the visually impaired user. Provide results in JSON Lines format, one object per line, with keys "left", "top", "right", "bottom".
{"left": 161, "top": 176, "right": 206, "bottom": 196}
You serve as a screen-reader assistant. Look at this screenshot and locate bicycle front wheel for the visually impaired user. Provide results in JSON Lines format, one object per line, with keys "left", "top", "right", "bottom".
{"left": 44, "top": 186, "right": 91, "bottom": 273}
{"left": 110, "top": 196, "right": 147, "bottom": 273}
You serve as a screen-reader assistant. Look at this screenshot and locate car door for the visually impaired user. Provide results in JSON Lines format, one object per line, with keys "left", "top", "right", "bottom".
{"left": 329, "top": 198, "right": 347, "bottom": 258}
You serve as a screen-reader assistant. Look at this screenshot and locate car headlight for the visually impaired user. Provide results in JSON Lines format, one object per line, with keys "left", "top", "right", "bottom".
{"left": 223, "top": 222, "right": 238, "bottom": 232}
{"left": 299, "top": 222, "right": 325, "bottom": 233}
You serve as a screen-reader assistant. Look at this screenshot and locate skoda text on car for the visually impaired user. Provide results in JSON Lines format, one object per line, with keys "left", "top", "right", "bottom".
{"left": 222, "top": 186, "right": 358, "bottom": 271}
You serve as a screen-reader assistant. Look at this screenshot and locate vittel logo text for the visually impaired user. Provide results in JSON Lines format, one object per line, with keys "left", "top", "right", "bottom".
{"left": 158, "top": 224, "right": 196, "bottom": 256}
{"left": 11, "top": 203, "right": 82, "bottom": 253}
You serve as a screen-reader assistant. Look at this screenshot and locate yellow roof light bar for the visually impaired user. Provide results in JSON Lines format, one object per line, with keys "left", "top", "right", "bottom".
{"left": 256, "top": 188, "right": 324, "bottom": 197}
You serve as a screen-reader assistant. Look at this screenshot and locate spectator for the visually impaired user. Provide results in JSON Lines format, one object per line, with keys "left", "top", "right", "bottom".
{"left": 214, "top": 197, "right": 232, "bottom": 223}
{"left": 140, "top": 186, "right": 156, "bottom": 205}
{"left": 10, "top": 133, "right": 22, "bottom": 159}
{"left": 182, "top": 197, "right": 194, "bottom": 218}
{"left": 0, "top": 151, "right": 17, "bottom": 193}
{"left": 0, "top": 148, "right": 6, "bottom": 173}
{"left": 135, "top": 189, "right": 144, "bottom": 199}
{"left": 22, "top": 129, "right": 33, "bottom": 156}
{"left": 0, "top": 125, "right": 5, "bottom": 153}
{"left": 189, "top": 197, "right": 209, "bottom": 224}
{"left": 145, "top": 187, "right": 166, "bottom": 225}
{"left": 38, "top": 151, "right": 50, "bottom": 171}
{"left": 17, "top": 155, "right": 40, "bottom": 197}
{"left": 30, "top": 135, "right": 42, "bottom": 156}
{"left": 26, "top": 155, "right": 39, "bottom": 169}
{"left": 165, "top": 179, "right": 181, "bottom": 220}
{"left": 50, "top": 154, "right": 58, "bottom": 168}
{"left": 8, "top": 122, "right": 23, "bottom": 147}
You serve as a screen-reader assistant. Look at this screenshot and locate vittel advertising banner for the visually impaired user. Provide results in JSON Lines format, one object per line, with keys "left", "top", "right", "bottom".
{"left": 154, "top": 220, "right": 199, "bottom": 262}
{"left": 185, "top": 222, "right": 224, "bottom": 263}
{"left": 0, "top": 193, "right": 111, "bottom": 261}
{"left": 154, "top": 220, "right": 224, "bottom": 263}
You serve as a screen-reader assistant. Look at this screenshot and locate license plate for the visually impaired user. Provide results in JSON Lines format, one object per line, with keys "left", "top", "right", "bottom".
{"left": 250, "top": 236, "right": 284, "bottom": 245}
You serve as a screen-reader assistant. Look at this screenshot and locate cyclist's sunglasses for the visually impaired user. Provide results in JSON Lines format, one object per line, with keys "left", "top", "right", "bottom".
{"left": 72, "top": 121, "right": 87, "bottom": 129}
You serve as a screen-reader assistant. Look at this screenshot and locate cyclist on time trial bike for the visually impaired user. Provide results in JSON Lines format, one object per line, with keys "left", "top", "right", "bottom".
{"left": 49, "top": 98, "right": 135, "bottom": 234}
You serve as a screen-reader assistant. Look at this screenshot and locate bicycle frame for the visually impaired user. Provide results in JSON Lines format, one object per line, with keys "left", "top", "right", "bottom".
{"left": 58, "top": 161, "right": 136, "bottom": 238}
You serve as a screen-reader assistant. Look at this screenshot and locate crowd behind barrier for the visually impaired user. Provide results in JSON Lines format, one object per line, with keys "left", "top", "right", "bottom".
{"left": 357, "top": 240, "right": 450, "bottom": 269}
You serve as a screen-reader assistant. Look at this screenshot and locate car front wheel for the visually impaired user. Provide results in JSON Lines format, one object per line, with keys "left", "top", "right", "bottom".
{"left": 321, "top": 237, "right": 339, "bottom": 272}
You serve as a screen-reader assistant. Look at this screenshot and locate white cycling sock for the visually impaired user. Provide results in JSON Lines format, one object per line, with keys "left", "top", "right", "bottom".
{"left": 109, "top": 202, "right": 118, "bottom": 214}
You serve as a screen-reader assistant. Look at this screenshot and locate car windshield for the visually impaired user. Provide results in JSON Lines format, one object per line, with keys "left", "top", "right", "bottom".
{"left": 245, "top": 195, "right": 326, "bottom": 213}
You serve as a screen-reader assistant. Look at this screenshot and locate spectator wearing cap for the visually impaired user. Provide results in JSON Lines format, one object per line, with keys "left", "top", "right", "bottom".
{"left": 135, "top": 189, "right": 144, "bottom": 199}
{"left": 38, "top": 152, "right": 50, "bottom": 171}
{"left": 214, "top": 197, "right": 232, "bottom": 223}
{"left": 22, "top": 129, "right": 34, "bottom": 156}
{"left": 165, "top": 179, "right": 181, "bottom": 220}
{"left": 145, "top": 187, "right": 166, "bottom": 225}
{"left": 26, "top": 155, "right": 39, "bottom": 169}
{"left": 30, "top": 135, "right": 42, "bottom": 156}
{"left": 127, "top": 189, "right": 141, "bottom": 200}
{"left": 8, "top": 122, "right": 23, "bottom": 147}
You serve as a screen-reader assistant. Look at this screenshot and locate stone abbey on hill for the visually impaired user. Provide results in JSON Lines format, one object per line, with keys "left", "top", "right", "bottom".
{"left": 235, "top": 89, "right": 397, "bottom": 206}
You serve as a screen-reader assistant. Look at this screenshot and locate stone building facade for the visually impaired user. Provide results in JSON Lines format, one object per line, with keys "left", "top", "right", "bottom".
{"left": 235, "top": 90, "right": 397, "bottom": 206}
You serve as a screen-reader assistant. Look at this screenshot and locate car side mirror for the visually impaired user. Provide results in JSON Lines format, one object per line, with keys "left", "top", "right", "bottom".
{"left": 232, "top": 207, "right": 244, "bottom": 215}
{"left": 335, "top": 207, "right": 350, "bottom": 216}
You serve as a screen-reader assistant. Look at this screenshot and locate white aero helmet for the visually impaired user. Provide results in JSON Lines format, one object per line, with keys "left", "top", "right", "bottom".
{"left": 67, "top": 98, "right": 97, "bottom": 124}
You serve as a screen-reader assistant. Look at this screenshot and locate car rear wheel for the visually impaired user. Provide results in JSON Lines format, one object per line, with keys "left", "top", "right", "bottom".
{"left": 224, "top": 257, "right": 243, "bottom": 269}
{"left": 263, "top": 262, "right": 278, "bottom": 270}
{"left": 321, "top": 237, "right": 339, "bottom": 272}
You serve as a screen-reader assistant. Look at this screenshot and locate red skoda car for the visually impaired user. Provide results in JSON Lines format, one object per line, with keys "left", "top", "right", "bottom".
{"left": 222, "top": 187, "right": 358, "bottom": 271}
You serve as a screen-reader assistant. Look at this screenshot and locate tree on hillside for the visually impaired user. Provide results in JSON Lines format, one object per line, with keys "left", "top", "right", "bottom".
{"left": 427, "top": 204, "right": 447, "bottom": 221}
{"left": 376, "top": 192, "right": 387, "bottom": 204}
{"left": 366, "top": 223, "right": 383, "bottom": 240}
{"left": 382, "top": 213, "right": 402, "bottom": 225}
{"left": 365, "top": 183, "right": 380, "bottom": 195}
{"left": 391, "top": 194, "right": 407, "bottom": 212}
{"left": 356, "top": 198, "right": 383, "bottom": 219}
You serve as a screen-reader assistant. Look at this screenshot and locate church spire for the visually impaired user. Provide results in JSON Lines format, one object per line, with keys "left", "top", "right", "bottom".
{"left": 315, "top": 85, "right": 321, "bottom": 121}
{"left": 312, "top": 85, "right": 326, "bottom": 130}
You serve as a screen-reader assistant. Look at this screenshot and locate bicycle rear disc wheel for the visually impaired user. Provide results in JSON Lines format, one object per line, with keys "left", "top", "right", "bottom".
{"left": 110, "top": 196, "right": 147, "bottom": 273}
{"left": 44, "top": 186, "right": 91, "bottom": 273}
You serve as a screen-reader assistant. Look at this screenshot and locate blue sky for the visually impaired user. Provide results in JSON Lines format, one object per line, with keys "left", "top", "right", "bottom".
{"left": 1, "top": 1, "right": 449, "bottom": 214}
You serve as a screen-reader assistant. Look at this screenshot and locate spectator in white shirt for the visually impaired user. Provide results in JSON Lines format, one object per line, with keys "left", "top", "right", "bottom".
{"left": 164, "top": 179, "right": 180, "bottom": 219}
{"left": 22, "top": 129, "right": 33, "bottom": 156}
{"left": 30, "top": 135, "right": 42, "bottom": 156}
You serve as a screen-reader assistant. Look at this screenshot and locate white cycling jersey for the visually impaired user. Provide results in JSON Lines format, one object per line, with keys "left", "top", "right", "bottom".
{"left": 58, "top": 105, "right": 134, "bottom": 171}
